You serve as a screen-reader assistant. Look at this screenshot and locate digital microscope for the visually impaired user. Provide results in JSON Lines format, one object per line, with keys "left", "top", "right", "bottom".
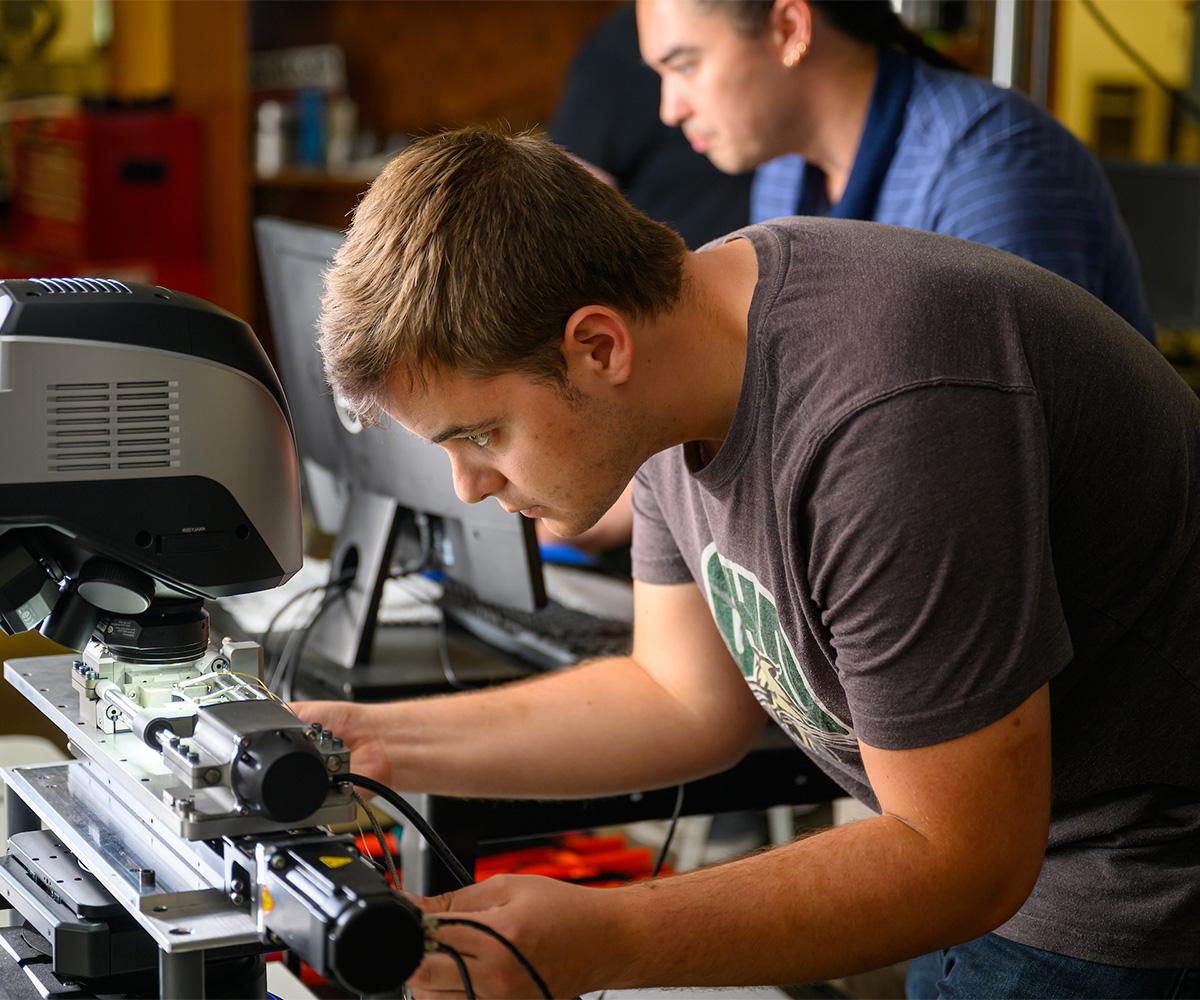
{"left": 0, "top": 279, "right": 425, "bottom": 998}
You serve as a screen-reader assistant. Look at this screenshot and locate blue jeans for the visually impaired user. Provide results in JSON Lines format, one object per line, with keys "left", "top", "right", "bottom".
{"left": 906, "top": 934, "right": 1200, "bottom": 999}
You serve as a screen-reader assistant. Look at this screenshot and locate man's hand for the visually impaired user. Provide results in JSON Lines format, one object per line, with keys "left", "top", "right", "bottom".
{"left": 411, "top": 875, "right": 620, "bottom": 999}
{"left": 290, "top": 700, "right": 394, "bottom": 786}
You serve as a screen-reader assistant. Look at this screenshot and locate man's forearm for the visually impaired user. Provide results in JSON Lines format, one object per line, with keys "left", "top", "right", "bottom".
{"left": 597, "top": 814, "right": 1027, "bottom": 990}
{"left": 376, "top": 655, "right": 759, "bottom": 798}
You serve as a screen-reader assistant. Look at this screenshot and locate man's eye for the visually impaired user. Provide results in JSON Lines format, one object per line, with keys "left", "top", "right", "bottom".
{"left": 465, "top": 431, "right": 490, "bottom": 447}
{"left": 673, "top": 61, "right": 696, "bottom": 77}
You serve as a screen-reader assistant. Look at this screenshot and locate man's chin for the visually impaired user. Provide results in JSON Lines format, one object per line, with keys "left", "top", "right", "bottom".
{"left": 539, "top": 512, "right": 599, "bottom": 540}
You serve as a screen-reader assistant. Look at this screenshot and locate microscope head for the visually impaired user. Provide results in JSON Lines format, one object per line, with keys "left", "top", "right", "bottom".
{"left": 0, "top": 278, "right": 303, "bottom": 652}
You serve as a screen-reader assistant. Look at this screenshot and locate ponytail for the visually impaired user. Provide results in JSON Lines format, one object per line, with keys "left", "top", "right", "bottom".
{"left": 813, "top": 1, "right": 964, "bottom": 71}
{"left": 703, "top": 0, "right": 964, "bottom": 72}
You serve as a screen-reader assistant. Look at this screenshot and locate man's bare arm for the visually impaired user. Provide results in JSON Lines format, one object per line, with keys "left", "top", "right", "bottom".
{"left": 583, "top": 684, "right": 1052, "bottom": 988}
{"left": 415, "top": 685, "right": 1051, "bottom": 996}
{"left": 294, "top": 579, "right": 767, "bottom": 798}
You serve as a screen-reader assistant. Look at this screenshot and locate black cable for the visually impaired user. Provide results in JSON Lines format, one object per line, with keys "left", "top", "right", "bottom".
{"left": 261, "top": 570, "right": 355, "bottom": 679}
{"left": 1080, "top": 0, "right": 1200, "bottom": 124}
{"left": 652, "top": 784, "right": 686, "bottom": 878}
{"left": 336, "top": 772, "right": 474, "bottom": 889}
{"left": 259, "top": 582, "right": 331, "bottom": 669}
{"left": 275, "top": 582, "right": 352, "bottom": 700}
{"left": 435, "top": 610, "right": 477, "bottom": 691}
{"left": 434, "top": 918, "right": 551, "bottom": 1000}
{"left": 349, "top": 788, "right": 400, "bottom": 889}
{"left": 434, "top": 941, "right": 477, "bottom": 999}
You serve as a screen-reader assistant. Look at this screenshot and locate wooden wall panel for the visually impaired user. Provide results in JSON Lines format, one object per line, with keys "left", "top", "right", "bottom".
{"left": 329, "top": 1, "right": 618, "bottom": 136}
{"left": 171, "top": 0, "right": 251, "bottom": 320}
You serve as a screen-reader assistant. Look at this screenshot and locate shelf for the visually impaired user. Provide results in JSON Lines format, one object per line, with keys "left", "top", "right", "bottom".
{"left": 252, "top": 169, "right": 374, "bottom": 192}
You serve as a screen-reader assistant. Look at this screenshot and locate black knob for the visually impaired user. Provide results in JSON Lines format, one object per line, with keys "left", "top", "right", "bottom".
{"left": 232, "top": 730, "right": 328, "bottom": 823}
{"left": 77, "top": 559, "right": 154, "bottom": 615}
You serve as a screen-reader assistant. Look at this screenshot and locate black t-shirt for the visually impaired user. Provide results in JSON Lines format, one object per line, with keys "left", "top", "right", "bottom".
{"left": 549, "top": 4, "right": 752, "bottom": 250}
{"left": 634, "top": 219, "right": 1200, "bottom": 967}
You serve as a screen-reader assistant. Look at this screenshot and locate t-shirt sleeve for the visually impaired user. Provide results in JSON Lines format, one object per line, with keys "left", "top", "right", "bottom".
{"left": 630, "top": 466, "right": 693, "bottom": 585}
{"left": 802, "top": 383, "right": 1073, "bottom": 750}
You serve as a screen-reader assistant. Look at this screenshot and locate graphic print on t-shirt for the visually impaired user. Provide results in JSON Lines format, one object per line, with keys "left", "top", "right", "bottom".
{"left": 701, "top": 542, "right": 857, "bottom": 757}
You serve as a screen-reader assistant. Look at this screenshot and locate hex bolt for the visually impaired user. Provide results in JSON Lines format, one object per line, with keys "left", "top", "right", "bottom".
{"left": 187, "top": 752, "right": 200, "bottom": 764}
{"left": 331, "top": 737, "right": 343, "bottom": 749}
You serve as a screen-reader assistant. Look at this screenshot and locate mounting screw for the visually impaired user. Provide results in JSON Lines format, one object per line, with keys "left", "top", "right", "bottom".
{"left": 230, "top": 892, "right": 245, "bottom": 906}
{"left": 326, "top": 757, "right": 341, "bottom": 773}
{"left": 204, "top": 768, "right": 221, "bottom": 785}
{"left": 270, "top": 854, "right": 287, "bottom": 871}
{"left": 187, "top": 752, "right": 200, "bottom": 764}
{"left": 305, "top": 729, "right": 317, "bottom": 741}
{"left": 238, "top": 736, "right": 251, "bottom": 750}
{"left": 231, "top": 878, "right": 246, "bottom": 893}
{"left": 237, "top": 805, "right": 250, "bottom": 816}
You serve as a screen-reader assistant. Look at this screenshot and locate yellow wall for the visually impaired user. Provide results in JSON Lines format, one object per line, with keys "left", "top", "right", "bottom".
{"left": 1055, "top": 0, "right": 1192, "bottom": 159}
{"left": 109, "top": 0, "right": 173, "bottom": 100}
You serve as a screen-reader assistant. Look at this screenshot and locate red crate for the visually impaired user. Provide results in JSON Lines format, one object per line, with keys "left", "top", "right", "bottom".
{"left": 11, "top": 111, "right": 204, "bottom": 263}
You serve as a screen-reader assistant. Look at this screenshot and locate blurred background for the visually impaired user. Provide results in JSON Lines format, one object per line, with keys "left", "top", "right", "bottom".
{"left": 1, "top": 0, "right": 1199, "bottom": 378}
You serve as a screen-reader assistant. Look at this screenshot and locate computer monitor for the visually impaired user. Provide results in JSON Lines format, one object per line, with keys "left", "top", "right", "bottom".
{"left": 254, "top": 218, "right": 350, "bottom": 535}
{"left": 254, "top": 216, "right": 546, "bottom": 673}
{"left": 1103, "top": 160, "right": 1200, "bottom": 329}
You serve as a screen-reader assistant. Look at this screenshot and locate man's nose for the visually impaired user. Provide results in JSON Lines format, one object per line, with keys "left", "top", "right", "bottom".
{"left": 659, "top": 76, "right": 688, "bottom": 128}
{"left": 450, "top": 455, "right": 506, "bottom": 505}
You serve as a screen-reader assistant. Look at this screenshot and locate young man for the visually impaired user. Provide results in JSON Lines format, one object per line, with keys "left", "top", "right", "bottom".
{"left": 637, "top": 0, "right": 1155, "bottom": 341}
{"left": 299, "top": 128, "right": 1200, "bottom": 998}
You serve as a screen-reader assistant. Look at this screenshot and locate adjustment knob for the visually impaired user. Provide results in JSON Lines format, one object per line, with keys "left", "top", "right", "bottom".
{"left": 233, "top": 730, "right": 329, "bottom": 823}
{"left": 77, "top": 559, "right": 155, "bottom": 615}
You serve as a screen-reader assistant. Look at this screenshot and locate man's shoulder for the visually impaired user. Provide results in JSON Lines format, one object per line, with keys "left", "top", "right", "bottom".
{"left": 903, "top": 62, "right": 1064, "bottom": 153}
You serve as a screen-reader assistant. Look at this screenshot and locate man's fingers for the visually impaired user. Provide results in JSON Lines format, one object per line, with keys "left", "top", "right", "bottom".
{"left": 412, "top": 890, "right": 457, "bottom": 915}
{"left": 409, "top": 951, "right": 477, "bottom": 997}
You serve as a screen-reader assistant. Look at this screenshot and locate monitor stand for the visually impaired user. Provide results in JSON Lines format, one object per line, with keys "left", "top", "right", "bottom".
{"left": 306, "top": 487, "right": 403, "bottom": 672}
{"left": 298, "top": 488, "right": 531, "bottom": 698}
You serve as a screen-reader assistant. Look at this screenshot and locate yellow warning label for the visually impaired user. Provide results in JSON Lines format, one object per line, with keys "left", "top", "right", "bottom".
{"left": 261, "top": 888, "right": 274, "bottom": 912}
{"left": 319, "top": 855, "right": 353, "bottom": 869}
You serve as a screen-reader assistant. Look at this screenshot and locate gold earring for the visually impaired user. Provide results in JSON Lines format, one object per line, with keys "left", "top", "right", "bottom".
{"left": 784, "top": 41, "right": 808, "bottom": 68}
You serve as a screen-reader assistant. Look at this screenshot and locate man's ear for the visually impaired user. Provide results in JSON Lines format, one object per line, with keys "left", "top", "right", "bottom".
{"left": 770, "top": 0, "right": 813, "bottom": 55}
{"left": 562, "top": 306, "right": 634, "bottom": 386}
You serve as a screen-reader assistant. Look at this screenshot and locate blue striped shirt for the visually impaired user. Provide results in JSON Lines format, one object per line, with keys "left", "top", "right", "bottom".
{"left": 751, "top": 58, "right": 1155, "bottom": 341}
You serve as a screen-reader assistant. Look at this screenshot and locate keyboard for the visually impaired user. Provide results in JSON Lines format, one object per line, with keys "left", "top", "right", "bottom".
{"left": 440, "top": 586, "right": 632, "bottom": 670}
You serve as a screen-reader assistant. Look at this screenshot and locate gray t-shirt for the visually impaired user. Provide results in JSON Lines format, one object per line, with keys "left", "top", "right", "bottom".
{"left": 632, "top": 219, "right": 1200, "bottom": 967}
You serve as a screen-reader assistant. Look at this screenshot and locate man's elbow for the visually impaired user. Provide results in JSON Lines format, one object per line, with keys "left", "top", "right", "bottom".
{"left": 961, "top": 835, "right": 1048, "bottom": 939}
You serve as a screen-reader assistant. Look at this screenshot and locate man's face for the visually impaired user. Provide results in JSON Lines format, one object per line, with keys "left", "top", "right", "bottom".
{"left": 637, "top": 0, "right": 794, "bottom": 174}
{"left": 381, "top": 368, "right": 643, "bottom": 538}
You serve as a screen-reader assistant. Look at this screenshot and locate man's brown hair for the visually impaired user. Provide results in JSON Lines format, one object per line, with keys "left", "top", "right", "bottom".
{"left": 319, "top": 127, "right": 686, "bottom": 423}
